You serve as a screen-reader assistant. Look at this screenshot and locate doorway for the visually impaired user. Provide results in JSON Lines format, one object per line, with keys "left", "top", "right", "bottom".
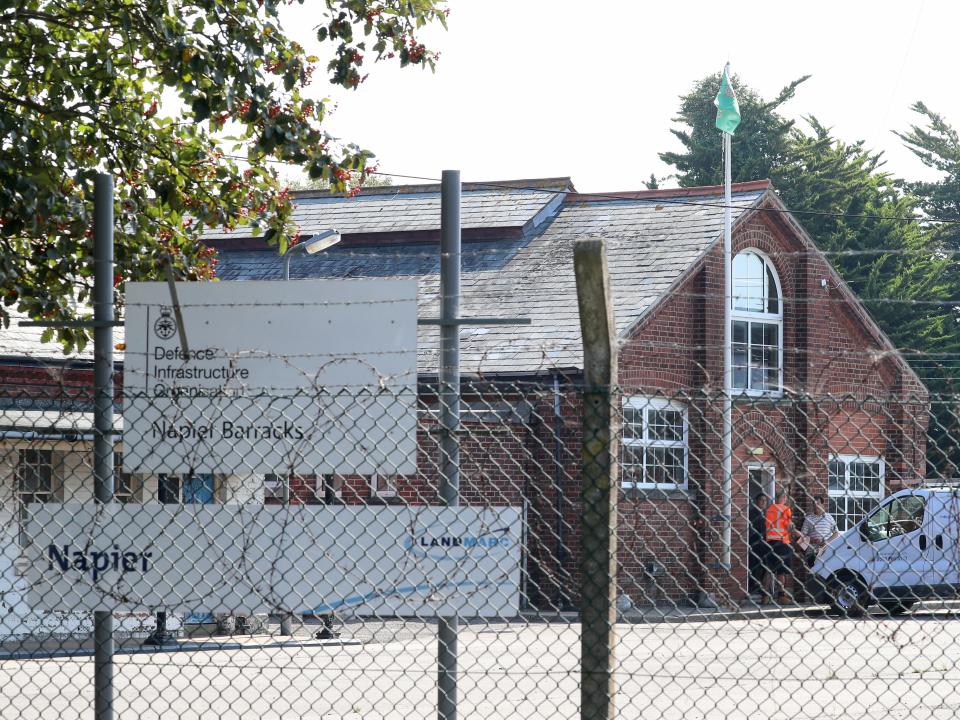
{"left": 747, "top": 464, "right": 775, "bottom": 594}
{"left": 747, "top": 464, "right": 775, "bottom": 503}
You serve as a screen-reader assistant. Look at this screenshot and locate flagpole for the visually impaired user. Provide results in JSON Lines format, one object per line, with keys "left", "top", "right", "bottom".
{"left": 721, "top": 130, "right": 733, "bottom": 571}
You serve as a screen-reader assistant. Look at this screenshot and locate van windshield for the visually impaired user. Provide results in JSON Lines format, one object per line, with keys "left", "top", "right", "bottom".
{"left": 863, "top": 495, "right": 925, "bottom": 542}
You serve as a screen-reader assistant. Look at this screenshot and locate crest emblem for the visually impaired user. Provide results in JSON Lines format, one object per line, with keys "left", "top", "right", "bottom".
{"left": 154, "top": 306, "right": 177, "bottom": 340}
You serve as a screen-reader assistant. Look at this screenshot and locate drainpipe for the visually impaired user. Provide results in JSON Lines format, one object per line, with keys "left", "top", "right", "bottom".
{"left": 553, "top": 373, "right": 569, "bottom": 609}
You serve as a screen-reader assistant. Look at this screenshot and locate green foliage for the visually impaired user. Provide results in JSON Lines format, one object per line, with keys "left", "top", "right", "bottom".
{"left": 661, "top": 73, "right": 960, "bottom": 474}
{"left": 0, "top": 0, "right": 446, "bottom": 352}
{"left": 895, "top": 103, "right": 960, "bottom": 471}
{"left": 897, "top": 102, "right": 960, "bottom": 241}
{"left": 286, "top": 172, "right": 393, "bottom": 191}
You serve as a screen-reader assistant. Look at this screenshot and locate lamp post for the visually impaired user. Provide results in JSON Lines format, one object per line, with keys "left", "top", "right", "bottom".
{"left": 279, "top": 229, "right": 340, "bottom": 637}
{"left": 282, "top": 229, "right": 341, "bottom": 280}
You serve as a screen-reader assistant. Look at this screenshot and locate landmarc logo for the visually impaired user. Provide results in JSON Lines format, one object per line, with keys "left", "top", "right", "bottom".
{"left": 404, "top": 527, "right": 511, "bottom": 552}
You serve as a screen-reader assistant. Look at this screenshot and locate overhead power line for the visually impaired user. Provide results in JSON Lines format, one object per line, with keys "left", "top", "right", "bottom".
{"left": 368, "top": 170, "right": 960, "bottom": 228}
{"left": 221, "top": 153, "right": 960, "bottom": 227}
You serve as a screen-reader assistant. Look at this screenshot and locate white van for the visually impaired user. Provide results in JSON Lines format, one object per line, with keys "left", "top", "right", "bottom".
{"left": 810, "top": 486, "right": 960, "bottom": 616}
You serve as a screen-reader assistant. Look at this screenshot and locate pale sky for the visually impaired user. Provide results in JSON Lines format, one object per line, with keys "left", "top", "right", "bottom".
{"left": 279, "top": 0, "right": 957, "bottom": 192}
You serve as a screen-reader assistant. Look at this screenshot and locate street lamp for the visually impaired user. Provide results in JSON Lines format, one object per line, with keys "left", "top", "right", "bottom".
{"left": 279, "top": 229, "right": 340, "bottom": 637}
{"left": 282, "top": 229, "right": 341, "bottom": 280}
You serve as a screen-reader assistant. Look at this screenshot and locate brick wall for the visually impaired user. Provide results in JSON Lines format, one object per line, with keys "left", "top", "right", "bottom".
{"left": 605, "top": 209, "right": 929, "bottom": 605}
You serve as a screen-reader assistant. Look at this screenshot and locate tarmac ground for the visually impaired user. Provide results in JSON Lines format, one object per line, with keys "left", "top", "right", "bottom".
{"left": 2, "top": 606, "right": 960, "bottom": 719}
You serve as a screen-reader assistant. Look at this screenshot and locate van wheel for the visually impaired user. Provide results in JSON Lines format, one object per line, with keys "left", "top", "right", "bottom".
{"left": 828, "top": 576, "right": 867, "bottom": 617}
{"left": 879, "top": 600, "right": 916, "bottom": 616}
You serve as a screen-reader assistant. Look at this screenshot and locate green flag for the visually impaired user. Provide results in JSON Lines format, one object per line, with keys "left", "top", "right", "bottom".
{"left": 714, "top": 63, "right": 741, "bottom": 135}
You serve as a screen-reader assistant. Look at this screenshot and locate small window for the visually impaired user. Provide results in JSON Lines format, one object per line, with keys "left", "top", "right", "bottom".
{"left": 264, "top": 473, "right": 285, "bottom": 502}
{"left": 323, "top": 475, "right": 344, "bottom": 503}
{"left": 16, "top": 449, "right": 54, "bottom": 505}
{"left": 114, "top": 454, "right": 136, "bottom": 503}
{"left": 157, "top": 474, "right": 215, "bottom": 504}
{"left": 828, "top": 455, "right": 885, "bottom": 531}
{"left": 370, "top": 475, "right": 397, "bottom": 499}
{"left": 731, "top": 251, "right": 783, "bottom": 394}
{"left": 732, "top": 251, "right": 780, "bottom": 314}
{"left": 158, "top": 474, "right": 180, "bottom": 504}
{"left": 182, "top": 474, "right": 215, "bottom": 504}
{"left": 621, "top": 398, "right": 688, "bottom": 490}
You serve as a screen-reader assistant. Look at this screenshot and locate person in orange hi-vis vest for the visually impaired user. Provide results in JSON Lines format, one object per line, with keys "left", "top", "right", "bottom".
{"left": 764, "top": 490, "right": 796, "bottom": 605}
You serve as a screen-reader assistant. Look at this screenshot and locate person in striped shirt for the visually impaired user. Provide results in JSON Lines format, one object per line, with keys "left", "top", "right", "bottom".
{"left": 800, "top": 496, "right": 839, "bottom": 561}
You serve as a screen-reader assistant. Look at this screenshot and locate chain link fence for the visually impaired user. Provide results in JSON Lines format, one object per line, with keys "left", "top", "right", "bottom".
{"left": 2, "top": 372, "right": 960, "bottom": 718}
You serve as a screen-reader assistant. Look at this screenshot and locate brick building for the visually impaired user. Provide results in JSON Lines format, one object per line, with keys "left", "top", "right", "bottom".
{"left": 210, "top": 177, "right": 928, "bottom": 608}
{"left": 0, "top": 176, "right": 928, "bottom": 617}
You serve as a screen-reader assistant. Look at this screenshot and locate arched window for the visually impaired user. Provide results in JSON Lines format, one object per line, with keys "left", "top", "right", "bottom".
{"left": 731, "top": 251, "right": 782, "bottom": 393}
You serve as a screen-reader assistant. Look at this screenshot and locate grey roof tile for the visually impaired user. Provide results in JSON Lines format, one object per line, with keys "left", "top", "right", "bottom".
{"left": 203, "top": 188, "right": 562, "bottom": 239}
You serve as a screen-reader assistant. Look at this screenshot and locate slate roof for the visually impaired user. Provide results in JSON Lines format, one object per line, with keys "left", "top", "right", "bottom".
{"left": 215, "top": 181, "right": 770, "bottom": 375}
{"left": 202, "top": 178, "right": 572, "bottom": 240}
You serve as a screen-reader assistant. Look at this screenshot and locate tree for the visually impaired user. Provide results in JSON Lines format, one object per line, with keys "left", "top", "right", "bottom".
{"left": 0, "top": 0, "right": 446, "bottom": 352}
{"left": 285, "top": 172, "right": 393, "bottom": 191}
{"left": 660, "top": 73, "right": 960, "bottom": 474}
{"left": 896, "top": 102, "right": 960, "bottom": 472}
{"left": 658, "top": 72, "right": 809, "bottom": 189}
{"left": 897, "top": 101, "right": 960, "bottom": 245}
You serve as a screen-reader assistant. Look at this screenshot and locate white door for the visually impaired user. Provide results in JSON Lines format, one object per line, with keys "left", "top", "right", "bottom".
{"left": 861, "top": 495, "right": 927, "bottom": 592}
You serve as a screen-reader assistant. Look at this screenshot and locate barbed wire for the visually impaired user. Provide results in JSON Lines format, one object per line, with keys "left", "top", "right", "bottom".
{"left": 13, "top": 237, "right": 960, "bottom": 264}
{"left": 53, "top": 287, "right": 960, "bottom": 311}
{"left": 13, "top": 340, "right": 960, "bottom": 379}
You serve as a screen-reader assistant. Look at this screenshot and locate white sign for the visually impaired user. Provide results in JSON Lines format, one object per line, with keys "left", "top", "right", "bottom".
{"left": 123, "top": 280, "right": 417, "bottom": 474}
{"left": 24, "top": 505, "right": 521, "bottom": 617}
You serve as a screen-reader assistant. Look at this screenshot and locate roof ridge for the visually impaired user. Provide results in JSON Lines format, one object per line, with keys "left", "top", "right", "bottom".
{"left": 564, "top": 179, "right": 772, "bottom": 203}
{"left": 290, "top": 177, "right": 576, "bottom": 199}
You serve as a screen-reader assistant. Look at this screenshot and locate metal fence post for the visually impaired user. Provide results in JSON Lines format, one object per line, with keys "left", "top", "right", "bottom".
{"left": 280, "top": 474, "right": 294, "bottom": 636}
{"left": 93, "top": 172, "right": 115, "bottom": 720}
{"left": 573, "top": 237, "right": 619, "bottom": 720}
{"left": 437, "top": 169, "right": 461, "bottom": 720}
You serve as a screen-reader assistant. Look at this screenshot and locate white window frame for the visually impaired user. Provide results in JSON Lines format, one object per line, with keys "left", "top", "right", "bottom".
{"left": 828, "top": 454, "right": 885, "bottom": 531}
{"left": 370, "top": 474, "right": 398, "bottom": 499}
{"left": 731, "top": 249, "right": 783, "bottom": 397}
{"left": 621, "top": 397, "right": 688, "bottom": 490}
{"left": 324, "top": 475, "right": 344, "bottom": 502}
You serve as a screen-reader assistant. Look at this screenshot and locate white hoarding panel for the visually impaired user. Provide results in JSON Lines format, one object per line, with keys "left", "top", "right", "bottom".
{"left": 122, "top": 280, "right": 417, "bottom": 474}
{"left": 24, "top": 505, "right": 520, "bottom": 618}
